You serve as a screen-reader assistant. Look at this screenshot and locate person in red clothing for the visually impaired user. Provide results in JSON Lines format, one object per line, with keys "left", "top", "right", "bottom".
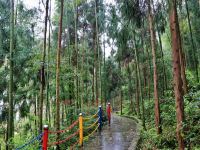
{"left": 106, "top": 103, "right": 111, "bottom": 125}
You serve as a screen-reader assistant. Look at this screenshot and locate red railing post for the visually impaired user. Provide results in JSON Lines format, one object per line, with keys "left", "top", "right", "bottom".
{"left": 43, "top": 125, "right": 48, "bottom": 150}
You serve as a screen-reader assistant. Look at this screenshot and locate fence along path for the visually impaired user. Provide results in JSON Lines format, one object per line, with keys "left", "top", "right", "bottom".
{"left": 15, "top": 105, "right": 111, "bottom": 150}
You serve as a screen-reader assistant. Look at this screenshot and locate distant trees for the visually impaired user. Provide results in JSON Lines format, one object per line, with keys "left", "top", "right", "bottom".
{"left": 185, "top": 0, "right": 199, "bottom": 83}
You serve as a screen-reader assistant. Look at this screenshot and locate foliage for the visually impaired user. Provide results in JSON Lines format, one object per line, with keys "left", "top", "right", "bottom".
{"left": 0, "top": 0, "right": 200, "bottom": 149}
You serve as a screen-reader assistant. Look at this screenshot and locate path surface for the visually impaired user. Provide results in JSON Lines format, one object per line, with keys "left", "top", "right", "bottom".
{"left": 84, "top": 114, "right": 140, "bottom": 150}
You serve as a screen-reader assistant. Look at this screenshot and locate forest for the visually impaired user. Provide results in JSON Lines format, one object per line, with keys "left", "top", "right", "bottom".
{"left": 0, "top": 0, "right": 200, "bottom": 150}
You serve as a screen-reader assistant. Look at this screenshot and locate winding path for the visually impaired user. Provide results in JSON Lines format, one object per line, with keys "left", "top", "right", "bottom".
{"left": 84, "top": 114, "right": 140, "bottom": 150}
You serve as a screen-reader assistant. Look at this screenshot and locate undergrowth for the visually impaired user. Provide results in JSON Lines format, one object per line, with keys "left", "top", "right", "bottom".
{"left": 120, "top": 83, "right": 200, "bottom": 150}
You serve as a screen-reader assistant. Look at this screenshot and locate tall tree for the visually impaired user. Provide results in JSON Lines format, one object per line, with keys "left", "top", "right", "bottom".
{"left": 95, "top": 0, "right": 99, "bottom": 106}
{"left": 39, "top": 0, "right": 49, "bottom": 132}
{"left": 157, "top": 27, "right": 168, "bottom": 94}
{"left": 46, "top": 0, "right": 51, "bottom": 125}
{"left": 169, "top": 0, "right": 185, "bottom": 149}
{"left": 103, "top": 34, "right": 106, "bottom": 108}
{"left": 133, "top": 34, "right": 146, "bottom": 129}
{"left": 185, "top": 0, "right": 199, "bottom": 83}
{"left": 119, "top": 61, "right": 123, "bottom": 115}
{"left": 147, "top": 0, "right": 162, "bottom": 134}
{"left": 8, "top": 0, "right": 14, "bottom": 149}
{"left": 74, "top": 0, "right": 79, "bottom": 111}
{"left": 56, "top": 0, "right": 64, "bottom": 149}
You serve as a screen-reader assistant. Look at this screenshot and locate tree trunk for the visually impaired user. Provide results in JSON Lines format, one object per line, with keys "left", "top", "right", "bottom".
{"left": 141, "top": 32, "right": 148, "bottom": 99}
{"left": 135, "top": 61, "right": 140, "bottom": 117}
{"left": 157, "top": 29, "right": 168, "bottom": 93}
{"left": 66, "top": 2, "right": 73, "bottom": 124}
{"left": 178, "top": 44, "right": 187, "bottom": 94}
{"left": 39, "top": 0, "right": 49, "bottom": 132}
{"left": 147, "top": 0, "right": 162, "bottom": 134}
{"left": 56, "top": 0, "right": 64, "bottom": 149}
{"left": 185, "top": 0, "right": 199, "bottom": 83}
{"left": 95, "top": 0, "right": 99, "bottom": 107}
{"left": 74, "top": 0, "right": 79, "bottom": 111}
{"left": 103, "top": 35, "right": 106, "bottom": 108}
{"left": 119, "top": 61, "right": 123, "bottom": 115}
{"left": 0, "top": 26, "right": 2, "bottom": 65}
{"left": 92, "top": 59, "right": 95, "bottom": 105}
{"left": 34, "top": 95, "right": 37, "bottom": 134}
{"left": 92, "top": 23, "right": 96, "bottom": 106}
{"left": 176, "top": 16, "right": 188, "bottom": 94}
{"left": 8, "top": 0, "right": 14, "bottom": 149}
{"left": 169, "top": 1, "right": 185, "bottom": 149}
{"left": 145, "top": 45, "right": 151, "bottom": 104}
{"left": 133, "top": 35, "right": 146, "bottom": 130}
{"left": 81, "top": 27, "right": 86, "bottom": 111}
{"left": 86, "top": 56, "right": 89, "bottom": 107}
{"left": 46, "top": 0, "right": 51, "bottom": 125}
{"left": 127, "top": 63, "right": 133, "bottom": 113}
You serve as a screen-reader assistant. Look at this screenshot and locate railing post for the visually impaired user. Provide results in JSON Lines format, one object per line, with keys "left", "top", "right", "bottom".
{"left": 42, "top": 125, "right": 48, "bottom": 150}
{"left": 98, "top": 106, "right": 102, "bottom": 131}
{"left": 79, "top": 113, "right": 83, "bottom": 147}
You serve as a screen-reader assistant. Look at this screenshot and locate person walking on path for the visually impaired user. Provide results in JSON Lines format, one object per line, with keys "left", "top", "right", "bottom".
{"left": 106, "top": 103, "right": 111, "bottom": 125}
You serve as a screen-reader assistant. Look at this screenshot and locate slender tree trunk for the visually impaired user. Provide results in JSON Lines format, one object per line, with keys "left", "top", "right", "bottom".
{"left": 119, "top": 61, "right": 123, "bottom": 115}
{"left": 169, "top": 1, "right": 185, "bottom": 149}
{"left": 92, "top": 23, "right": 96, "bottom": 106}
{"left": 92, "top": 59, "right": 95, "bottom": 105}
{"left": 86, "top": 55, "right": 89, "bottom": 107}
{"left": 14, "top": 0, "right": 18, "bottom": 25}
{"left": 145, "top": 46, "right": 151, "bottom": 103}
{"left": 157, "top": 29, "right": 168, "bottom": 93}
{"left": 127, "top": 64, "right": 132, "bottom": 112}
{"left": 147, "top": 0, "right": 162, "bottom": 134}
{"left": 179, "top": 45, "right": 187, "bottom": 94}
{"left": 95, "top": 0, "right": 99, "bottom": 106}
{"left": 143, "top": 65, "right": 147, "bottom": 96}
{"left": 39, "top": 0, "right": 49, "bottom": 132}
{"left": 0, "top": 26, "right": 2, "bottom": 64}
{"left": 8, "top": 0, "right": 14, "bottom": 149}
{"left": 185, "top": 0, "right": 199, "bottom": 82}
{"left": 141, "top": 32, "right": 148, "bottom": 99}
{"left": 74, "top": 0, "right": 79, "bottom": 111}
{"left": 154, "top": 0, "right": 167, "bottom": 93}
{"left": 176, "top": 20, "right": 188, "bottom": 94}
{"left": 120, "top": 84, "right": 123, "bottom": 115}
{"left": 133, "top": 35, "right": 146, "bottom": 130}
{"left": 135, "top": 62, "right": 140, "bottom": 117}
{"left": 46, "top": 0, "right": 51, "bottom": 125}
{"left": 66, "top": 1, "right": 73, "bottom": 124}
{"left": 61, "top": 104, "right": 64, "bottom": 125}
{"left": 56, "top": 0, "right": 64, "bottom": 149}
{"left": 31, "top": 24, "right": 37, "bottom": 133}
{"left": 103, "top": 34, "right": 106, "bottom": 108}
{"left": 34, "top": 95, "right": 37, "bottom": 134}
{"left": 100, "top": 57, "right": 102, "bottom": 105}
{"left": 143, "top": 18, "right": 152, "bottom": 104}
{"left": 81, "top": 27, "right": 86, "bottom": 111}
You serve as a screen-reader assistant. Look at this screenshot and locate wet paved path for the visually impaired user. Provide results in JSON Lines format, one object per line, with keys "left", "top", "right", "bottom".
{"left": 84, "top": 114, "right": 139, "bottom": 150}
